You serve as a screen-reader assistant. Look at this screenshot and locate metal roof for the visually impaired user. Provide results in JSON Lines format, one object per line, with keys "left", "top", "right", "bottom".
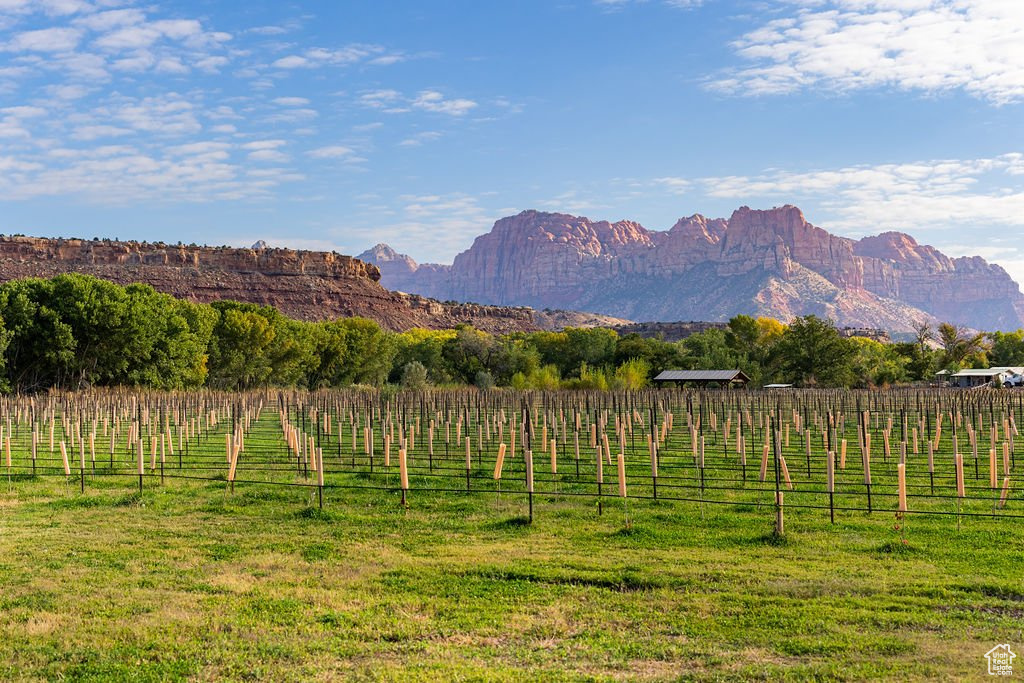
{"left": 653, "top": 370, "right": 750, "bottom": 383}
{"left": 951, "top": 368, "right": 1010, "bottom": 377}
{"left": 763, "top": 383, "right": 794, "bottom": 388}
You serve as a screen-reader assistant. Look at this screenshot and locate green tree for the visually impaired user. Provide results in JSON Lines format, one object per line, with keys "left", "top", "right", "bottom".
{"left": 400, "top": 360, "right": 429, "bottom": 390}
{"left": 774, "top": 315, "right": 855, "bottom": 387}
{"left": 0, "top": 278, "right": 76, "bottom": 390}
{"left": 892, "top": 342, "right": 938, "bottom": 382}
{"left": 613, "top": 333, "right": 684, "bottom": 379}
{"left": 207, "top": 304, "right": 278, "bottom": 389}
{"left": 392, "top": 328, "right": 455, "bottom": 384}
{"left": 612, "top": 357, "right": 650, "bottom": 390}
{"left": 679, "top": 328, "right": 744, "bottom": 372}
{"left": 849, "top": 337, "right": 909, "bottom": 388}
{"left": 989, "top": 330, "right": 1024, "bottom": 367}
{"left": 937, "top": 322, "right": 988, "bottom": 369}
{"left": 441, "top": 326, "right": 498, "bottom": 383}
{"left": 334, "top": 317, "right": 396, "bottom": 386}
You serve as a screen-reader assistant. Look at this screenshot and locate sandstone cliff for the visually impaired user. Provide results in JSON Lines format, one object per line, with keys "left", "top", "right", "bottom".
{"left": 363, "top": 206, "right": 1024, "bottom": 332}
{"left": 0, "top": 236, "right": 542, "bottom": 334}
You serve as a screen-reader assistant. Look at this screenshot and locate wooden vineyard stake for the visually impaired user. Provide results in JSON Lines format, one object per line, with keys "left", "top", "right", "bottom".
{"left": 759, "top": 441, "right": 770, "bottom": 482}
{"left": 827, "top": 450, "right": 835, "bottom": 523}
{"left": 779, "top": 455, "right": 793, "bottom": 491}
{"left": 399, "top": 447, "right": 409, "bottom": 507}
{"left": 574, "top": 429, "right": 580, "bottom": 478}
{"left": 59, "top": 441, "right": 71, "bottom": 480}
{"left": 596, "top": 443, "right": 604, "bottom": 516}
{"left": 227, "top": 437, "right": 240, "bottom": 495}
{"left": 79, "top": 432, "right": 86, "bottom": 492}
{"left": 955, "top": 453, "right": 966, "bottom": 498}
{"left": 775, "top": 491, "right": 785, "bottom": 535}
{"left": 617, "top": 452, "right": 627, "bottom": 498}
{"left": 955, "top": 452, "right": 965, "bottom": 530}
{"left": 493, "top": 442, "right": 507, "bottom": 501}
{"left": 897, "top": 463, "right": 908, "bottom": 513}
{"left": 465, "top": 437, "right": 471, "bottom": 492}
{"left": 316, "top": 447, "right": 325, "bottom": 509}
{"left": 927, "top": 442, "right": 935, "bottom": 493}
{"left": 617, "top": 452, "right": 630, "bottom": 528}
{"left": 806, "top": 429, "right": 812, "bottom": 475}
{"left": 525, "top": 449, "right": 534, "bottom": 523}
{"left": 698, "top": 436, "right": 705, "bottom": 495}
{"left": 649, "top": 434, "right": 658, "bottom": 499}
{"left": 863, "top": 445, "right": 873, "bottom": 513}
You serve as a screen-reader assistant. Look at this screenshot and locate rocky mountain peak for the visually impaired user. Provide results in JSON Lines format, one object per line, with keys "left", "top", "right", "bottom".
{"left": 357, "top": 244, "right": 418, "bottom": 273}
{"left": 368, "top": 204, "right": 1024, "bottom": 332}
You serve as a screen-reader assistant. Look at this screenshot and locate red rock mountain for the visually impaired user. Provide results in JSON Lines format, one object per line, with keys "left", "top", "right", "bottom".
{"left": 360, "top": 206, "right": 1024, "bottom": 332}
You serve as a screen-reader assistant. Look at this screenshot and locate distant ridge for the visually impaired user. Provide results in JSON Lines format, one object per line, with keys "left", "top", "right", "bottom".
{"left": 359, "top": 205, "right": 1024, "bottom": 332}
{"left": 0, "top": 235, "right": 542, "bottom": 333}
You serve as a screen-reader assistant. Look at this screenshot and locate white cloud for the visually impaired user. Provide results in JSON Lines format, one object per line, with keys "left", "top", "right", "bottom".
{"left": 359, "top": 89, "right": 477, "bottom": 116}
{"left": 653, "top": 177, "right": 691, "bottom": 195}
{"left": 0, "top": 2, "right": 486, "bottom": 213}
{"left": 7, "top": 27, "right": 82, "bottom": 51}
{"left": 271, "top": 44, "right": 394, "bottom": 69}
{"left": 346, "top": 193, "right": 499, "bottom": 262}
{"left": 2, "top": 105, "right": 47, "bottom": 118}
{"left": 711, "top": 0, "right": 1024, "bottom": 104}
{"left": 307, "top": 145, "right": 355, "bottom": 159}
{"left": 265, "top": 107, "right": 318, "bottom": 123}
{"left": 411, "top": 90, "right": 477, "bottom": 116}
{"left": 0, "top": 118, "right": 30, "bottom": 138}
{"left": 194, "top": 55, "right": 227, "bottom": 72}
{"left": 71, "top": 124, "right": 133, "bottom": 140}
{"left": 685, "top": 153, "right": 1024, "bottom": 281}
{"left": 242, "top": 139, "right": 286, "bottom": 151}
{"left": 46, "top": 83, "right": 90, "bottom": 99}
{"left": 112, "top": 94, "right": 201, "bottom": 135}
{"left": 271, "top": 55, "right": 307, "bottom": 69}
{"left": 0, "top": 141, "right": 300, "bottom": 204}
{"left": 248, "top": 149, "right": 289, "bottom": 163}
{"left": 74, "top": 9, "right": 147, "bottom": 32}
{"left": 155, "top": 56, "right": 188, "bottom": 73}
{"left": 248, "top": 25, "right": 289, "bottom": 36}
{"left": 359, "top": 89, "right": 402, "bottom": 108}
{"left": 398, "top": 131, "right": 442, "bottom": 147}
{"left": 273, "top": 96, "right": 310, "bottom": 106}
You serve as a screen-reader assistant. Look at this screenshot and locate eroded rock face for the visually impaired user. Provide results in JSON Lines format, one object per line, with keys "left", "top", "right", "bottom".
{"left": 364, "top": 206, "right": 1024, "bottom": 332}
{"left": 0, "top": 236, "right": 541, "bottom": 334}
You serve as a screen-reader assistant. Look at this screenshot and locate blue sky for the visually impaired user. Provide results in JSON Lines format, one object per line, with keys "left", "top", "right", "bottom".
{"left": 2, "top": 0, "right": 1024, "bottom": 281}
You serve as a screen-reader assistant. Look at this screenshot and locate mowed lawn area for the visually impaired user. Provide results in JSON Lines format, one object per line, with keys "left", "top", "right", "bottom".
{"left": 1, "top": 463, "right": 1021, "bottom": 683}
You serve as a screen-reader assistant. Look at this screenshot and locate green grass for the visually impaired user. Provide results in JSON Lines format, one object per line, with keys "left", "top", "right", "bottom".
{"left": 0, "top": 413, "right": 1021, "bottom": 681}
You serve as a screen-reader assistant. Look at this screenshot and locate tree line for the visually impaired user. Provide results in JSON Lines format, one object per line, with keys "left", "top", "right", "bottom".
{"left": 0, "top": 273, "right": 1016, "bottom": 393}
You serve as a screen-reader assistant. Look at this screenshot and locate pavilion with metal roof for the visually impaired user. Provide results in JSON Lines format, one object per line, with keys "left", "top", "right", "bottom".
{"left": 652, "top": 369, "right": 750, "bottom": 387}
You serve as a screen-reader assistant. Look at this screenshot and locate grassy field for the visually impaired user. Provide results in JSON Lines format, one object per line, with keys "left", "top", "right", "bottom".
{"left": 1, "top": 455, "right": 1022, "bottom": 680}
{"left": 0, "top": 393, "right": 1022, "bottom": 682}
